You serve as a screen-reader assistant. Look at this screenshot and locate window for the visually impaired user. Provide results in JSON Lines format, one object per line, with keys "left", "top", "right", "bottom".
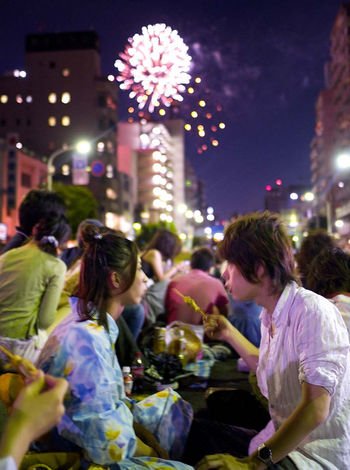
{"left": 48, "top": 116, "right": 56, "bottom": 127}
{"left": 61, "top": 92, "right": 71, "bottom": 104}
{"left": 0, "top": 95, "right": 8, "bottom": 104}
{"left": 16, "top": 118, "right": 21, "bottom": 126}
{"left": 62, "top": 68, "right": 70, "bottom": 77}
{"left": 48, "top": 93, "right": 57, "bottom": 104}
{"left": 123, "top": 201, "right": 130, "bottom": 211}
{"left": 16, "top": 95, "right": 23, "bottom": 104}
{"left": 26, "top": 95, "right": 33, "bottom": 103}
{"left": 61, "top": 116, "right": 70, "bottom": 126}
{"left": 49, "top": 61, "right": 56, "bottom": 69}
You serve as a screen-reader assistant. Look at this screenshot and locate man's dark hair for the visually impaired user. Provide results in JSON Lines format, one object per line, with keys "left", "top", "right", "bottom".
{"left": 190, "top": 247, "right": 215, "bottom": 272}
{"left": 307, "top": 247, "right": 350, "bottom": 297}
{"left": 19, "top": 189, "right": 66, "bottom": 236}
{"left": 219, "top": 211, "right": 298, "bottom": 294}
{"left": 296, "top": 230, "right": 336, "bottom": 288}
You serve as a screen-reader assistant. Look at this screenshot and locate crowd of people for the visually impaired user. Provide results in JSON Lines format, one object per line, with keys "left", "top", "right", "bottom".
{"left": 0, "top": 189, "right": 349, "bottom": 469}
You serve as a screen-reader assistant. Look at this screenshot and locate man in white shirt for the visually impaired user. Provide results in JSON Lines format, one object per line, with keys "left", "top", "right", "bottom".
{"left": 196, "top": 211, "right": 350, "bottom": 469}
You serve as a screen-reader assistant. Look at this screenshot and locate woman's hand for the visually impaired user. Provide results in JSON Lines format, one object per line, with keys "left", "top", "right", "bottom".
{"left": 196, "top": 454, "right": 254, "bottom": 470}
{"left": 0, "top": 371, "right": 68, "bottom": 467}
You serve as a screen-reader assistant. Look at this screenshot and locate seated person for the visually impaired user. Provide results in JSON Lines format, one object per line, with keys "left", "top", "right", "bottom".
{"left": 166, "top": 247, "right": 228, "bottom": 325}
{"left": 228, "top": 295, "right": 262, "bottom": 347}
{"left": 184, "top": 212, "right": 350, "bottom": 469}
{"left": 37, "top": 223, "right": 192, "bottom": 470}
{"left": 307, "top": 246, "right": 350, "bottom": 336}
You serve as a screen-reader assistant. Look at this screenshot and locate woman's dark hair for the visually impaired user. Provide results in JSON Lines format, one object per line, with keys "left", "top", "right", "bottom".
{"left": 19, "top": 190, "right": 66, "bottom": 236}
{"left": 145, "top": 229, "right": 181, "bottom": 261}
{"left": 307, "top": 247, "right": 350, "bottom": 297}
{"left": 77, "top": 224, "right": 138, "bottom": 330}
{"left": 219, "top": 211, "right": 298, "bottom": 294}
{"left": 296, "top": 230, "right": 336, "bottom": 287}
{"left": 33, "top": 213, "right": 70, "bottom": 256}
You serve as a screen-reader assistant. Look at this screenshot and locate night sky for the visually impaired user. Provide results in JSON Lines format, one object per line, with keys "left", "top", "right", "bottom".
{"left": 0, "top": 0, "right": 345, "bottom": 219}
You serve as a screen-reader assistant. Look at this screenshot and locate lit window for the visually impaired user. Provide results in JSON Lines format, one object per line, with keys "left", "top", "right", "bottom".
{"left": 61, "top": 116, "right": 70, "bottom": 126}
{"left": 48, "top": 116, "right": 56, "bottom": 127}
{"left": 16, "top": 95, "right": 23, "bottom": 104}
{"left": 97, "top": 142, "right": 105, "bottom": 152}
{"left": 61, "top": 164, "right": 70, "bottom": 176}
{"left": 26, "top": 95, "right": 32, "bottom": 103}
{"left": 48, "top": 93, "right": 57, "bottom": 104}
{"left": 106, "top": 188, "right": 117, "bottom": 199}
{"left": 62, "top": 68, "right": 70, "bottom": 77}
{"left": 61, "top": 92, "right": 71, "bottom": 104}
{"left": 0, "top": 95, "right": 8, "bottom": 104}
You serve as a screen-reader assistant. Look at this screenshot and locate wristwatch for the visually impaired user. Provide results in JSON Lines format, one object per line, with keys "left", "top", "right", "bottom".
{"left": 257, "top": 443, "right": 274, "bottom": 466}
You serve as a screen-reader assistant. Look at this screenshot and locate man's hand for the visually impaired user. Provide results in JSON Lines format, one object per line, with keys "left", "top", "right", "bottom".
{"left": 204, "top": 313, "right": 233, "bottom": 342}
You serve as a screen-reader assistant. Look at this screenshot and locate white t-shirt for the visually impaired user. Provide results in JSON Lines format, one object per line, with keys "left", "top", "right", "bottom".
{"left": 0, "top": 457, "right": 16, "bottom": 470}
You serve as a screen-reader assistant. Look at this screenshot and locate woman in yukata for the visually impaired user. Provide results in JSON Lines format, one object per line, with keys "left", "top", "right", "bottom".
{"left": 37, "top": 223, "right": 193, "bottom": 470}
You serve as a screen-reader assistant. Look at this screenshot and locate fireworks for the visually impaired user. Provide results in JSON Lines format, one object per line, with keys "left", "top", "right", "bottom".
{"left": 115, "top": 23, "right": 192, "bottom": 113}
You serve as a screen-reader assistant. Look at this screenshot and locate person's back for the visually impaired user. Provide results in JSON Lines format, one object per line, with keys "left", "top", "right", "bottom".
{"left": 0, "top": 243, "right": 66, "bottom": 338}
{"left": 0, "top": 214, "right": 69, "bottom": 362}
{"left": 166, "top": 247, "right": 228, "bottom": 324}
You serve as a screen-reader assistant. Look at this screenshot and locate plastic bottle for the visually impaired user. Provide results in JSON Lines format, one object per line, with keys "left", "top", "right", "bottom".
{"left": 122, "top": 366, "right": 133, "bottom": 397}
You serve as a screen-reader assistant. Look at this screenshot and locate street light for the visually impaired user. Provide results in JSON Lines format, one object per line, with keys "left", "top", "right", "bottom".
{"left": 325, "top": 151, "right": 350, "bottom": 233}
{"left": 47, "top": 140, "right": 91, "bottom": 191}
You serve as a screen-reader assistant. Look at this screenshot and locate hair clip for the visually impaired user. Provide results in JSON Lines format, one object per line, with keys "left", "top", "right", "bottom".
{"left": 41, "top": 235, "right": 59, "bottom": 248}
{"left": 94, "top": 233, "right": 102, "bottom": 240}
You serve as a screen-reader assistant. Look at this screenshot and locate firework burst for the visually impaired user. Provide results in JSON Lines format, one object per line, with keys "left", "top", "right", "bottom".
{"left": 115, "top": 23, "right": 192, "bottom": 112}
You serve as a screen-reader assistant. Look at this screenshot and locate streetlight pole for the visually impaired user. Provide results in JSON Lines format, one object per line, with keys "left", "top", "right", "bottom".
{"left": 46, "top": 140, "right": 91, "bottom": 191}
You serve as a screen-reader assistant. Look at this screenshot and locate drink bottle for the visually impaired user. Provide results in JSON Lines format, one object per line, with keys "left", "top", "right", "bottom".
{"left": 122, "top": 366, "right": 133, "bottom": 397}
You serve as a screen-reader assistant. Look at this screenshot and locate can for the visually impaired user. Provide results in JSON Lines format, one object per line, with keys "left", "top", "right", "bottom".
{"left": 153, "top": 326, "right": 167, "bottom": 354}
{"left": 168, "top": 327, "right": 186, "bottom": 359}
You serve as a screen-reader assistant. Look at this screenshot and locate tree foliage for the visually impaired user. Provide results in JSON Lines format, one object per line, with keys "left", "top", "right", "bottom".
{"left": 54, "top": 183, "right": 99, "bottom": 236}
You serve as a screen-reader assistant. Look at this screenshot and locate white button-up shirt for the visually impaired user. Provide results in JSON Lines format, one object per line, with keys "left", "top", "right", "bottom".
{"left": 249, "top": 282, "right": 350, "bottom": 469}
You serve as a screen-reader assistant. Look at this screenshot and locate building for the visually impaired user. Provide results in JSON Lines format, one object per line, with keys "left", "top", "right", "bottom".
{"left": 118, "top": 119, "right": 187, "bottom": 231}
{"left": 310, "top": 4, "right": 350, "bottom": 237}
{"left": 0, "top": 31, "right": 120, "bottom": 225}
{"left": 264, "top": 182, "right": 314, "bottom": 248}
{"left": 0, "top": 136, "right": 47, "bottom": 237}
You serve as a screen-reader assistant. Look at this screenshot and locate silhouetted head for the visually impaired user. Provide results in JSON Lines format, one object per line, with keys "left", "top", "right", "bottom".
{"left": 145, "top": 229, "right": 181, "bottom": 261}
{"left": 296, "top": 230, "right": 336, "bottom": 287}
{"left": 190, "top": 247, "right": 215, "bottom": 272}
{"left": 18, "top": 190, "right": 66, "bottom": 236}
{"left": 307, "top": 247, "right": 350, "bottom": 297}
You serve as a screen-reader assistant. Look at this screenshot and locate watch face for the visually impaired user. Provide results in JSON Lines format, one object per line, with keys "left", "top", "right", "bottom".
{"left": 259, "top": 446, "right": 272, "bottom": 460}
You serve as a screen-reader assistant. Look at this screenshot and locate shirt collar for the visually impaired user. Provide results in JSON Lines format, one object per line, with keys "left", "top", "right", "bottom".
{"left": 261, "top": 281, "right": 298, "bottom": 329}
{"left": 106, "top": 312, "right": 119, "bottom": 343}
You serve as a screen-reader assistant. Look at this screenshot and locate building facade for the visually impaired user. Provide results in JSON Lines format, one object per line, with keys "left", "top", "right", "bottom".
{"left": 0, "top": 136, "right": 47, "bottom": 237}
{"left": 118, "top": 119, "right": 188, "bottom": 231}
{"left": 0, "top": 31, "right": 120, "bottom": 225}
{"left": 310, "top": 4, "right": 350, "bottom": 237}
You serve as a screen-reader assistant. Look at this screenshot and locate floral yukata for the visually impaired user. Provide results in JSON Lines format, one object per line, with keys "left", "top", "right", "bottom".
{"left": 37, "top": 309, "right": 193, "bottom": 469}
